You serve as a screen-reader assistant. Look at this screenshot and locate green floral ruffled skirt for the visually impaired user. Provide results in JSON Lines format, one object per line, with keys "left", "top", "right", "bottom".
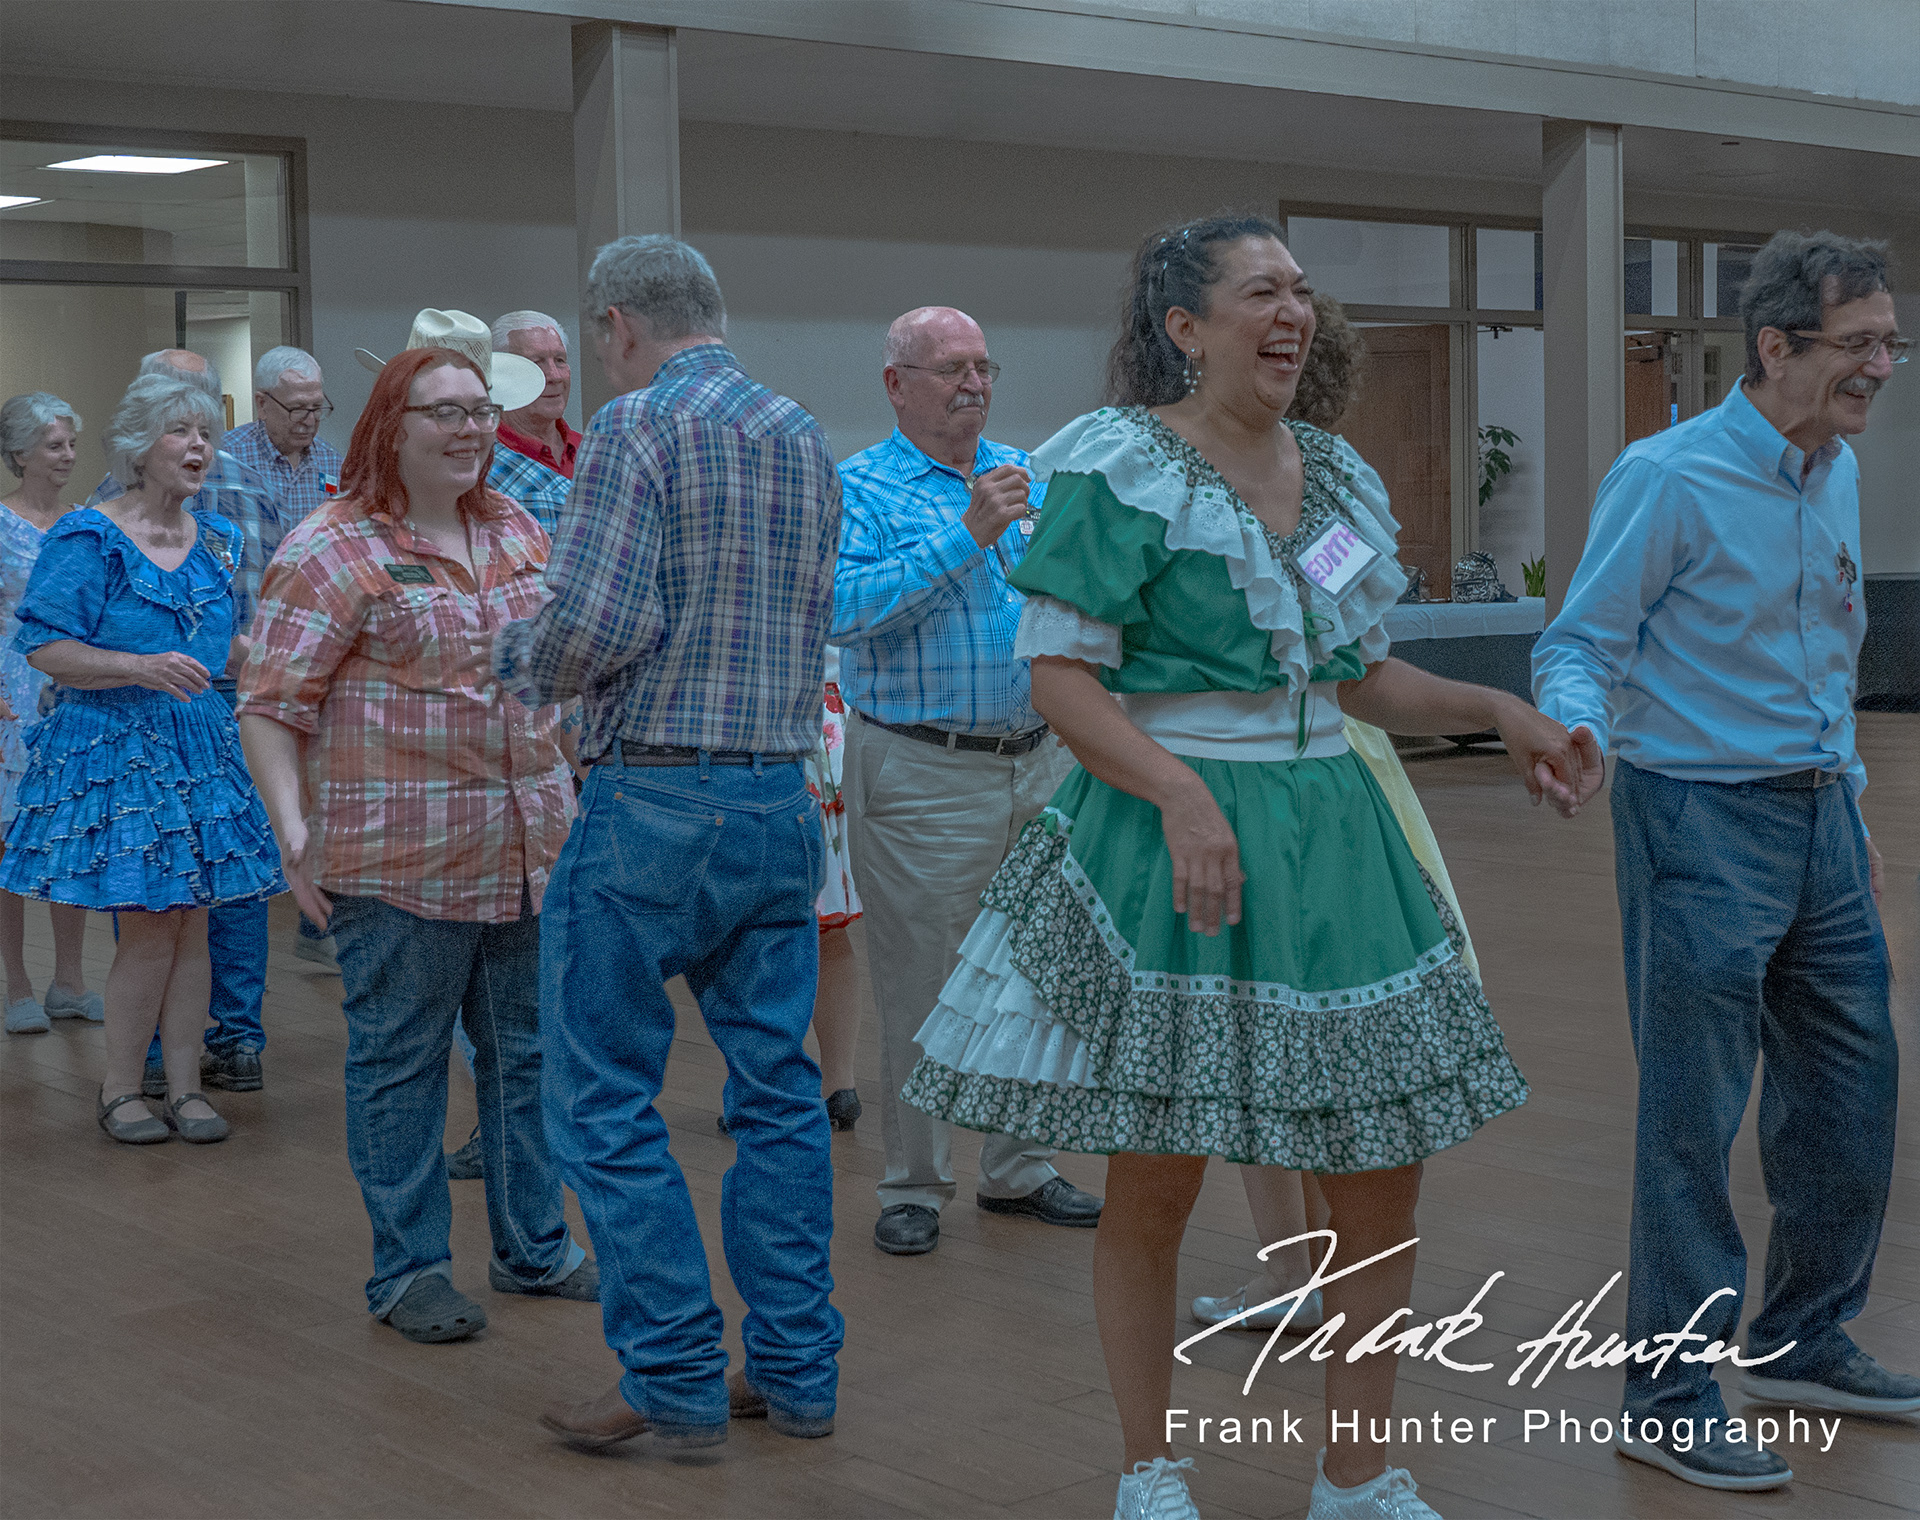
{"left": 899, "top": 749, "right": 1528, "bottom": 1172}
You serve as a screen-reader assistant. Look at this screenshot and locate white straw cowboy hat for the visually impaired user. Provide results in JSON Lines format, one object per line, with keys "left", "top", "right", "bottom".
{"left": 355, "top": 308, "right": 545, "bottom": 411}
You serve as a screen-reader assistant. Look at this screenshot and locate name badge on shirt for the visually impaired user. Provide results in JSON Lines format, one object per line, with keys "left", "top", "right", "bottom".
{"left": 323, "top": 474, "right": 340, "bottom": 496}
{"left": 385, "top": 563, "right": 435, "bottom": 586}
{"left": 1296, "top": 520, "right": 1379, "bottom": 597}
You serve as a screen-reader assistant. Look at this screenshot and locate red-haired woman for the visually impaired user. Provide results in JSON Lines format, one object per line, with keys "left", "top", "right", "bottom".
{"left": 238, "top": 341, "right": 595, "bottom": 1344}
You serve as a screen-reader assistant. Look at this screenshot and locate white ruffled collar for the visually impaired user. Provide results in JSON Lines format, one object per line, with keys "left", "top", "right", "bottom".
{"left": 1031, "top": 407, "right": 1406, "bottom": 694}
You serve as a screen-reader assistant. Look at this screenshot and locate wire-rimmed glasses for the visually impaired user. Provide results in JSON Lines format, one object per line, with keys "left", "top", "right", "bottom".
{"left": 403, "top": 402, "right": 504, "bottom": 432}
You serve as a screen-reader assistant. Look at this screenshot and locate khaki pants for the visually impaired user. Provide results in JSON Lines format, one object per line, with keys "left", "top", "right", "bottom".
{"left": 844, "top": 715, "right": 1076, "bottom": 1212}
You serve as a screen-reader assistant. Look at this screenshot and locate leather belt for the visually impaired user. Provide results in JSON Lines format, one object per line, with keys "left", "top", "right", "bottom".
{"left": 858, "top": 710, "right": 1051, "bottom": 757}
{"left": 1745, "top": 768, "right": 1840, "bottom": 790}
{"left": 592, "top": 741, "right": 807, "bottom": 768}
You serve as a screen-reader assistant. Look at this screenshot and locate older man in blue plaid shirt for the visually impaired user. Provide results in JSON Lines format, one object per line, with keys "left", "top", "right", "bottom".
{"left": 493, "top": 236, "right": 843, "bottom": 1453}
{"left": 835, "top": 306, "right": 1101, "bottom": 1258}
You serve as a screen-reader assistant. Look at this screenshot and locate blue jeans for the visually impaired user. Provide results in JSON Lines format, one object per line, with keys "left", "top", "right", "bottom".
{"left": 331, "top": 889, "right": 583, "bottom": 1317}
{"left": 541, "top": 760, "right": 841, "bottom": 1437}
{"left": 1612, "top": 761, "right": 1896, "bottom": 1420}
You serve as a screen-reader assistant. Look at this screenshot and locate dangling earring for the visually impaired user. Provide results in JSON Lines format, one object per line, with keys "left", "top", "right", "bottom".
{"left": 1184, "top": 350, "right": 1201, "bottom": 396}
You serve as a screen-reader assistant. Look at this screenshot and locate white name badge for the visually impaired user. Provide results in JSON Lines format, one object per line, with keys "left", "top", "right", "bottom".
{"left": 1297, "top": 520, "right": 1378, "bottom": 597}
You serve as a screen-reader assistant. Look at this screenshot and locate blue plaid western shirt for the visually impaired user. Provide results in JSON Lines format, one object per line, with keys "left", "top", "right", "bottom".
{"left": 832, "top": 428, "right": 1044, "bottom": 734}
{"left": 222, "top": 423, "right": 342, "bottom": 529}
{"left": 87, "top": 450, "right": 283, "bottom": 632}
{"left": 495, "top": 345, "right": 840, "bottom": 758}
{"left": 486, "top": 444, "right": 571, "bottom": 537}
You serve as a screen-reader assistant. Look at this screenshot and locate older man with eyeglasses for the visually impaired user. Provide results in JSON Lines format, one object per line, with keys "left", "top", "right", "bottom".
{"left": 1535, "top": 228, "right": 1916, "bottom": 1494}
{"left": 833, "top": 306, "right": 1102, "bottom": 1257}
{"left": 484, "top": 312, "right": 581, "bottom": 537}
{"left": 224, "top": 346, "right": 343, "bottom": 529}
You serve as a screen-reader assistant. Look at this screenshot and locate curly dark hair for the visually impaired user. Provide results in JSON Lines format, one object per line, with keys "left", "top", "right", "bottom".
{"left": 1105, "top": 211, "right": 1289, "bottom": 407}
{"left": 1287, "top": 293, "right": 1366, "bottom": 429}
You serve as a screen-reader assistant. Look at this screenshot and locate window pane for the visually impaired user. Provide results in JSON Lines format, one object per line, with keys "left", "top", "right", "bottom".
{"left": 1288, "top": 218, "right": 1451, "bottom": 307}
{"left": 0, "top": 139, "right": 288, "bottom": 268}
{"left": 1476, "top": 229, "right": 1541, "bottom": 311}
{"left": 1625, "top": 238, "right": 1680, "bottom": 317}
{"left": 1702, "top": 329, "right": 1745, "bottom": 410}
{"left": 1476, "top": 325, "right": 1543, "bottom": 594}
{"left": 0, "top": 285, "right": 293, "bottom": 490}
{"left": 1625, "top": 329, "right": 1678, "bottom": 443}
{"left": 1702, "top": 242, "right": 1762, "bottom": 320}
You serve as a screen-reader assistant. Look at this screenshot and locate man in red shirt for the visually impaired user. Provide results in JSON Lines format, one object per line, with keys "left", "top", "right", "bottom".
{"left": 491, "top": 311, "right": 581, "bottom": 477}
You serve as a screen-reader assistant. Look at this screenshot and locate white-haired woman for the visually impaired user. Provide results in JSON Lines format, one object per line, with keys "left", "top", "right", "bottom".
{"left": 0, "top": 392, "right": 102, "bottom": 1034}
{"left": 0, "top": 376, "right": 284, "bottom": 1142}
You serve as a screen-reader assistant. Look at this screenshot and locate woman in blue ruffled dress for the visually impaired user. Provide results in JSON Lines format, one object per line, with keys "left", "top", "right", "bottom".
{"left": 0, "top": 376, "right": 285, "bottom": 1144}
{"left": 0, "top": 392, "right": 104, "bottom": 1035}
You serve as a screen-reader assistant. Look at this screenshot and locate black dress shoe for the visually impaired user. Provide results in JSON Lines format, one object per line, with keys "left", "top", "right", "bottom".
{"left": 977, "top": 1176, "right": 1103, "bottom": 1227}
{"left": 445, "top": 1129, "right": 483, "bottom": 1180}
{"left": 874, "top": 1203, "right": 939, "bottom": 1255}
{"left": 825, "top": 1088, "right": 861, "bottom": 1131}
{"left": 200, "top": 1048, "right": 263, "bottom": 1092}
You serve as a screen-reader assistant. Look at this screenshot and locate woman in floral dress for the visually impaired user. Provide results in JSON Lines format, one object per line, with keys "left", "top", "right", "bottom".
{"left": 899, "top": 215, "right": 1594, "bottom": 1520}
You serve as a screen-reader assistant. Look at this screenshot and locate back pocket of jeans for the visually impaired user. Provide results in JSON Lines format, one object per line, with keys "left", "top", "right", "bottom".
{"left": 601, "top": 788, "right": 727, "bottom": 908}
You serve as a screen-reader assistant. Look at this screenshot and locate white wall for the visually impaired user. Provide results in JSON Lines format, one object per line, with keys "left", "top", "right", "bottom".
{"left": 1850, "top": 292, "right": 1920, "bottom": 575}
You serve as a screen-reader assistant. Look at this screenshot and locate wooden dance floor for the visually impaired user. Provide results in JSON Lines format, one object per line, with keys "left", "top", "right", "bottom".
{"left": 3, "top": 715, "right": 1915, "bottom": 1519}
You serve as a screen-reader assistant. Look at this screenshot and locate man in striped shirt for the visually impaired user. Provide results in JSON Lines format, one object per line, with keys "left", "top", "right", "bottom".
{"left": 493, "top": 236, "right": 844, "bottom": 1450}
{"left": 834, "top": 306, "right": 1101, "bottom": 1258}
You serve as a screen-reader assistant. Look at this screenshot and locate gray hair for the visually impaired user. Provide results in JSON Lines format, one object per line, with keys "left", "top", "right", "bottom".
{"left": 492, "top": 310, "right": 567, "bottom": 351}
{"left": 104, "top": 376, "right": 224, "bottom": 488}
{"left": 0, "top": 392, "right": 82, "bottom": 479}
{"left": 138, "top": 349, "right": 223, "bottom": 399}
{"left": 1740, "top": 229, "right": 1892, "bottom": 384}
{"left": 585, "top": 235, "right": 726, "bottom": 342}
{"left": 253, "top": 345, "right": 321, "bottom": 393}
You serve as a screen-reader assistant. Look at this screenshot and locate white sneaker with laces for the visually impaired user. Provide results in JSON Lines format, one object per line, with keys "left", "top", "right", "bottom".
{"left": 1114, "top": 1456, "right": 1201, "bottom": 1520}
{"left": 1308, "top": 1449, "right": 1442, "bottom": 1519}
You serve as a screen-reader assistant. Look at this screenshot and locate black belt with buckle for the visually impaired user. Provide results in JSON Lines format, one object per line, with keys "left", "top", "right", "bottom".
{"left": 1747, "top": 768, "right": 1840, "bottom": 790}
{"left": 592, "top": 741, "right": 807, "bottom": 768}
{"left": 857, "top": 710, "right": 1051, "bottom": 757}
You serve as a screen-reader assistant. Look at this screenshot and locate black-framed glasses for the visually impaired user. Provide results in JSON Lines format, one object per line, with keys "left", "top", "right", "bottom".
{"left": 260, "top": 392, "right": 336, "bottom": 422}
{"left": 1789, "top": 331, "right": 1911, "bottom": 364}
{"left": 896, "top": 359, "right": 1001, "bottom": 384}
{"left": 404, "top": 402, "right": 504, "bottom": 432}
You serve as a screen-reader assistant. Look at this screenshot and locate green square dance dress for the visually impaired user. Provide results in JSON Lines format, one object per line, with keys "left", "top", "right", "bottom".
{"left": 899, "top": 408, "right": 1528, "bottom": 1173}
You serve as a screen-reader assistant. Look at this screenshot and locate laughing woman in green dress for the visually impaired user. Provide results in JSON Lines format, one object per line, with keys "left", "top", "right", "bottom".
{"left": 899, "top": 215, "right": 1599, "bottom": 1520}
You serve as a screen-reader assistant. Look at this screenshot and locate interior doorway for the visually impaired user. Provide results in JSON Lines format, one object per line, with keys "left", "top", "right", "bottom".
{"left": 1337, "top": 324, "right": 1453, "bottom": 598}
{"left": 1625, "top": 330, "right": 1676, "bottom": 444}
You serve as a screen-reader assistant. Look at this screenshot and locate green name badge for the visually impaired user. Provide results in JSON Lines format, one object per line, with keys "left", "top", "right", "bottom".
{"left": 385, "top": 564, "right": 435, "bottom": 586}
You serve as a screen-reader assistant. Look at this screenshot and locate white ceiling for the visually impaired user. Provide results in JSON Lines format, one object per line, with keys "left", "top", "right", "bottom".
{"left": 3, "top": 0, "right": 1913, "bottom": 221}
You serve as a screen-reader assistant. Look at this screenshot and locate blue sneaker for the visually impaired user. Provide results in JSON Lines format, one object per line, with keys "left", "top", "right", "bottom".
{"left": 1740, "top": 1347, "right": 1920, "bottom": 1416}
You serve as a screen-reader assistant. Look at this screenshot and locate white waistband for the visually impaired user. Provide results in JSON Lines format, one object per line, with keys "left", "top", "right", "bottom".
{"left": 1118, "top": 685, "right": 1349, "bottom": 762}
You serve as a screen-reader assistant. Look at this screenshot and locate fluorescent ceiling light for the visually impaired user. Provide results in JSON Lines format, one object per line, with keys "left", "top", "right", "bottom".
{"left": 0, "top": 195, "right": 49, "bottom": 209}
{"left": 43, "top": 155, "right": 227, "bottom": 174}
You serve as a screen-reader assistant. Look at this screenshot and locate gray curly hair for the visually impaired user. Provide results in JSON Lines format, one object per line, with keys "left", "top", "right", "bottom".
{"left": 0, "top": 392, "right": 82, "bottom": 479}
{"left": 103, "top": 376, "right": 223, "bottom": 488}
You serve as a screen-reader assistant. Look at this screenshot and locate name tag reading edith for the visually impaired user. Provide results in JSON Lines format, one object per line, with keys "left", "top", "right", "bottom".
{"left": 1296, "top": 520, "right": 1378, "bottom": 597}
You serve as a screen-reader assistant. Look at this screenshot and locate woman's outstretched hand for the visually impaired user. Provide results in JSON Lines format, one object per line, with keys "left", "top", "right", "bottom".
{"left": 131, "top": 651, "right": 211, "bottom": 700}
{"left": 1493, "top": 698, "right": 1602, "bottom": 817}
{"left": 1161, "top": 781, "right": 1245, "bottom": 937}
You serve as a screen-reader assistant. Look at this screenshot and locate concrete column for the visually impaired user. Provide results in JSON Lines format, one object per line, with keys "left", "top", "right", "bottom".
{"left": 1540, "top": 121, "right": 1624, "bottom": 616}
{"left": 572, "top": 21, "right": 680, "bottom": 416}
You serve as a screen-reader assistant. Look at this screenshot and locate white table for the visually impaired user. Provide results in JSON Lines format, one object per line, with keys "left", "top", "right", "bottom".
{"left": 1383, "top": 597, "right": 1546, "bottom": 642}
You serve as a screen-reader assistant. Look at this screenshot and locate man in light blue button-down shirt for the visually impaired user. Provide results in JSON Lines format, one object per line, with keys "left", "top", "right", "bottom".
{"left": 1535, "top": 230, "right": 1914, "bottom": 1490}
{"left": 834, "top": 307, "right": 1098, "bottom": 1257}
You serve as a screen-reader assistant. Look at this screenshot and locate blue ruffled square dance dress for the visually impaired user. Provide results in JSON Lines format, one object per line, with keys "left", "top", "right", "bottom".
{"left": 0, "top": 507, "right": 286, "bottom": 911}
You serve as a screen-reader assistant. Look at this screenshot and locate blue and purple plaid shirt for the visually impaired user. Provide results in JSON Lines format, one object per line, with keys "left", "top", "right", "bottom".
{"left": 223, "top": 422, "right": 343, "bottom": 529}
{"left": 495, "top": 345, "right": 840, "bottom": 759}
{"left": 486, "top": 444, "right": 570, "bottom": 537}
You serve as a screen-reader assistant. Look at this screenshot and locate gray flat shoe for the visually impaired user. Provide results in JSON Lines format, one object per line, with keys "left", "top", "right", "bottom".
{"left": 97, "top": 1091, "right": 168, "bottom": 1145}
{"left": 6, "top": 996, "right": 49, "bottom": 1034}
{"left": 386, "top": 1274, "right": 487, "bottom": 1343}
{"left": 489, "top": 1256, "right": 599, "bottom": 1300}
{"left": 162, "top": 1092, "right": 230, "bottom": 1144}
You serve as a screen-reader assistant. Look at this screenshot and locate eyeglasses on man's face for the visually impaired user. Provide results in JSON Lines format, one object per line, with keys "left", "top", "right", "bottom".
{"left": 1790, "top": 330, "right": 1911, "bottom": 364}
{"left": 404, "top": 402, "right": 504, "bottom": 432}
{"left": 896, "top": 359, "right": 1001, "bottom": 384}
{"left": 261, "top": 392, "right": 336, "bottom": 422}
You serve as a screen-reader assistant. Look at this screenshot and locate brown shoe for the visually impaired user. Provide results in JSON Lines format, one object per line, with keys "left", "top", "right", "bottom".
{"left": 727, "top": 1368, "right": 834, "bottom": 1438}
{"left": 540, "top": 1383, "right": 649, "bottom": 1450}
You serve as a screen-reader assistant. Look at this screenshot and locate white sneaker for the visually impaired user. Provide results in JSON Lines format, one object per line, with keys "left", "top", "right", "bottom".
{"left": 1308, "top": 1449, "right": 1442, "bottom": 1519}
{"left": 1190, "top": 1283, "right": 1325, "bottom": 1332}
{"left": 43, "top": 985, "right": 103, "bottom": 1022}
{"left": 1114, "top": 1456, "right": 1201, "bottom": 1520}
{"left": 5, "top": 995, "right": 49, "bottom": 1034}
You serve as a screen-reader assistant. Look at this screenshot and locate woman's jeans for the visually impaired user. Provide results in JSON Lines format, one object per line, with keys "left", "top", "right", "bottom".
{"left": 331, "top": 889, "right": 583, "bottom": 1317}
{"left": 1611, "top": 761, "right": 1895, "bottom": 1421}
{"left": 540, "top": 760, "right": 842, "bottom": 1438}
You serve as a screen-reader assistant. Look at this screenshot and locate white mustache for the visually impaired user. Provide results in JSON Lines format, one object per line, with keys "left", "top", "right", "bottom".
{"left": 1838, "top": 376, "right": 1881, "bottom": 398}
{"left": 949, "top": 394, "right": 986, "bottom": 413}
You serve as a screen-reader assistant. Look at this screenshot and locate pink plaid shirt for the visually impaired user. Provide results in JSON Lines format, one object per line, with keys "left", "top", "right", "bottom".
{"left": 237, "top": 495, "right": 574, "bottom": 922}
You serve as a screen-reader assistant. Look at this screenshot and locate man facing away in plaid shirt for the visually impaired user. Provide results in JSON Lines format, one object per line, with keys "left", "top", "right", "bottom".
{"left": 490, "top": 236, "right": 845, "bottom": 1451}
